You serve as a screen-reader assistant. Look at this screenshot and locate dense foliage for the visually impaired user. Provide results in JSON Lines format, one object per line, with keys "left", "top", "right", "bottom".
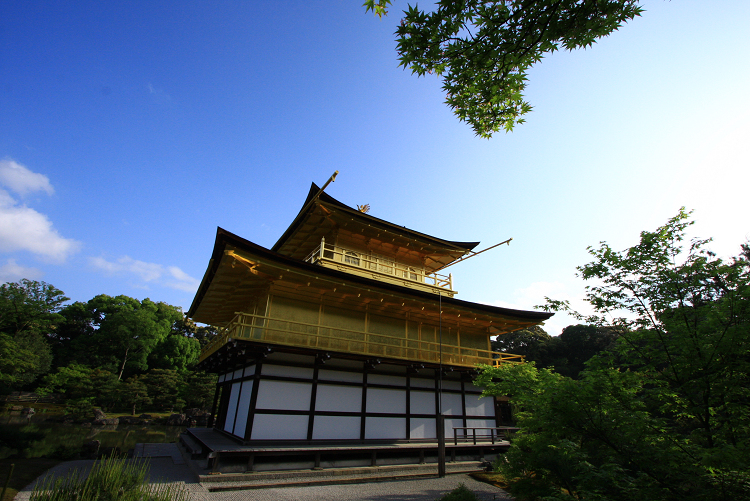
{"left": 365, "top": 0, "right": 643, "bottom": 136}
{"left": 0, "top": 282, "right": 218, "bottom": 414}
{"left": 477, "top": 211, "right": 750, "bottom": 500}
{"left": 493, "top": 324, "right": 617, "bottom": 379}
{"left": 0, "top": 280, "right": 67, "bottom": 387}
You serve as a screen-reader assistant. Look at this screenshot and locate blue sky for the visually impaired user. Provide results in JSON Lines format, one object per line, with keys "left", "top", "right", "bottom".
{"left": 1, "top": 0, "right": 748, "bottom": 335}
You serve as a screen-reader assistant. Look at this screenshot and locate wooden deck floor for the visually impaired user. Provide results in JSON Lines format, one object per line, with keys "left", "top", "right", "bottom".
{"left": 184, "top": 428, "right": 510, "bottom": 474}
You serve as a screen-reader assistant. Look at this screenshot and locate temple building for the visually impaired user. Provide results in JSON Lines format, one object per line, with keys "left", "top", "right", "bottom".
{"left": 188, "top": 181, "right": 552, "bottom": 456}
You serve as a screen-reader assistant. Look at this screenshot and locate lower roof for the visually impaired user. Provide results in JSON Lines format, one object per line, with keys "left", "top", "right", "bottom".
{"left": 188, "top": 227, "right": 552, "bottom": 331}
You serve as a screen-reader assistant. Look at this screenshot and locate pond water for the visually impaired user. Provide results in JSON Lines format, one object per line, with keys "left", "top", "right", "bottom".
{"left": 0, "top": 414, "right": 186, "bottom": 459}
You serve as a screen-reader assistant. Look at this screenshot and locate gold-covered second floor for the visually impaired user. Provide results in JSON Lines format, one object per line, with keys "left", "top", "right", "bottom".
{"left": 188, "top": 227, "right": 552, "bottom": 371}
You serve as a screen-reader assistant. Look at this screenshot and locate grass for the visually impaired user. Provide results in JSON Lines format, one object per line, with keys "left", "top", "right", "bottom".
{"left": 1, "top": 406, "right": 181, "bottom": 421}
{"left": 439, "top": 483, "right": 479, "bottom": 501}
{"left": 29, "top": 454, "right": 188, "bottom": 501}
{"left": 2, "top": 404, "right": 66, "bottom": 416}
{"left": 469, "top": 471, "right": 513, "bottom": 490}
{"left": 1, "top": 459, "right": 62, "bottom": 501}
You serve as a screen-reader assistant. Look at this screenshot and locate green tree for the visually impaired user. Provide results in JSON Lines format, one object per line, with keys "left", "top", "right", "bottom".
{"left": 0, "top": 279, "right": 68, "bottom": 388}
{"left": 148, "top": 331, "right": 201, "bottom": 372}
{"left": 62, "top": 296, "right": 183, "bottom": 379}
{"left": 536, "top": 324, "right": 618, "bottom": 378}
{"left": 365, "top": 0, "right": 642, "bottom": 137}
{"left": 493, "top": 324, "right": 617, "bottom": 378}
{"left": 477, "top": 211, "right": 750, "bottom": 500}
{"left": 171, "top": 317, "right": 218, "bottom": 349}
{"left": 491, "top": 325, "right": 551, "bottom": 356}
{"left": 0, "top": 332, "right": 37, "bottom": 388}
{"left": 181, "top": 371, "right": 217, "bottom": 411}
{"left": 121, "top": 376, "right": 152, "bottom": 415}
{"left": 143, "top": 369, "right": 185, "bottom": 412}
{"left": 39, "top": 363, "right": 94, "bottom": 400}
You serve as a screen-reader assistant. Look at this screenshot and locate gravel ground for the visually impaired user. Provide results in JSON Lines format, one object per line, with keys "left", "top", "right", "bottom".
{"left": 200, "top": 474, "right": 511, "bottom": 501}
{"left": 15, "top": 457, "right": 512, "bottom": 501}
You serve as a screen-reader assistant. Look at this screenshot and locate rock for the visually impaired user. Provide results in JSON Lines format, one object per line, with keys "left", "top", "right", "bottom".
{"left": 166, "top": 413, "right": 188, "bottom": 426}
{"left": 21, "top": 407, "right": 35, "bottom": 415}
{"left": 92, "top": 417, "right": 120, "bottom": 426}
{"left": 93, "top": 408, "right": 106, "bottom": 420}
{"left": 138, "top": 414, "right": 152, "bottom": 419}
{"left": 81, "top": 422, "right": 92, "bottom": 427}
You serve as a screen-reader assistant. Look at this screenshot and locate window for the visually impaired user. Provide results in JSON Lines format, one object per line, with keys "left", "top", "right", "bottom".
{"left": 403, "top": 267, "right": 418, "bottom": 281}
{"left": 377, "top": 256, "right": 394, "bottom": 275}
{"left": 343, "top": 250, "right": 360, "bottom": 266}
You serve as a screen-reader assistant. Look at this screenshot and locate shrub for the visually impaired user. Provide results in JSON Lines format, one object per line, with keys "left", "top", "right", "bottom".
{"left": 439, "top": 483, "right": 479, "bottom": 501}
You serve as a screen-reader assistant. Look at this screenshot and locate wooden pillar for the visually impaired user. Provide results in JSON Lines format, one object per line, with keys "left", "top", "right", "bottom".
{"left": 208, "top": 383, "right": 221, "bottom": 428}
{"left": 437, "top": 413, "right": 446, "bottom": 478}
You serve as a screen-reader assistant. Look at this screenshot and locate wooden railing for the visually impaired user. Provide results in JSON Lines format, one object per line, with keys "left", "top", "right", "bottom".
{"left": 200, "top": 312, "right": 524, "bottom": 368}
{"left": 453, "top": 427, "right": 519, "bottom": 445}
{"left": 304, "top": 238, "right": 454, "bottom": 292}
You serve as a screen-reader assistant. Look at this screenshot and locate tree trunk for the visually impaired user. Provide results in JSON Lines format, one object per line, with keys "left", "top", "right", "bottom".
{"left": 118, "top": 346, "right": 130, "bottom": 380}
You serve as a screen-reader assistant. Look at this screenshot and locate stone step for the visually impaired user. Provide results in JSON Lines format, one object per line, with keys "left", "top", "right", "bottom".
{"left": 199, "top": 461, "right": 485, "bottom": 491}
{"left": 179, "top": 432, "right": 204, "bottom": 458}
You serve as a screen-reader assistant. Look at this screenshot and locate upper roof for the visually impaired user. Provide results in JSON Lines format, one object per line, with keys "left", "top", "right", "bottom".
{"left": 271, "top": 184, "right": 480, "bottom": 271}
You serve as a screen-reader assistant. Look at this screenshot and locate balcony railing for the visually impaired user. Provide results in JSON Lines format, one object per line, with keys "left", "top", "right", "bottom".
{"left": 200, "top": 312, "right": 524, "bottom": 368}
{"left": 304, "top": 238, "right": 453, "bottom": 293}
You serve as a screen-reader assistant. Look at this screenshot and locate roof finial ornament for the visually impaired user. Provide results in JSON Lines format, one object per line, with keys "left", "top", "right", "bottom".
{"left": 357, "top": 204, "right": 370, "bottom": 214}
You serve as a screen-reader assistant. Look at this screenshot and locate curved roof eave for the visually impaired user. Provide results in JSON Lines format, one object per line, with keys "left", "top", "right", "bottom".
{"left": 271, "top": 183, "right": 480, "bottom": 254}
{"left": 189, "top": 226, "right": 553, "bottom": 323}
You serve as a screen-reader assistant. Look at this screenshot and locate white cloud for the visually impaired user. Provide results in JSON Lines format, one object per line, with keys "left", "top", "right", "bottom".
{"left": 0, "top": 259, "right": 43, "bottom": 282}
{"left": 0, "top": 187, "right": 81, "bottom": 262}
{"left": 0, "top": 158, "right": 54, "bottom": 196}
{"left": 90, "top": 255, "right": 200, "bottom": 293}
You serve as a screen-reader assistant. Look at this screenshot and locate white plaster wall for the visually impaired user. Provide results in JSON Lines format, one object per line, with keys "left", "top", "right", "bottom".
{"left": 312, "top": 415, "right": 361, "bottom": 440}
{"left": 366, "top": 387, "right": 406, "bottom": 414}
{"left": 410, "top": 390, "right": 435, "bottom": 415}
{"left": 409, "top": 378, "right": 435, "bottom": 389}
{"left": 443, "top": 418, "right": 465, "bottom": 441}
{"left": 251, "top": 414, "right": 309, "bottom": 440}
{"left": 255, "top": 380, "right": 312, "bottom": 411}
{"left": 410, "top": 418, "right": 436, "bottom": 439}
{"left": 223, "top": 382, "right": 241, "bottom": 433}
{"left": 464, "top": 394, "right": 495, "bottom": 417}
{"left": 466, "top": 419, "right": 497, "bottom": 429}
{"left": 315, "top": 384, "right": 362, "bottom": 413}
{"left": 365, "top": 417, "right": 406, "bottom": 439}
{"left": 440, "top": 393, "right": 463, "bottom": 415}
{"left": 232, "top": 380, "right": 254, "bottom": 438}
